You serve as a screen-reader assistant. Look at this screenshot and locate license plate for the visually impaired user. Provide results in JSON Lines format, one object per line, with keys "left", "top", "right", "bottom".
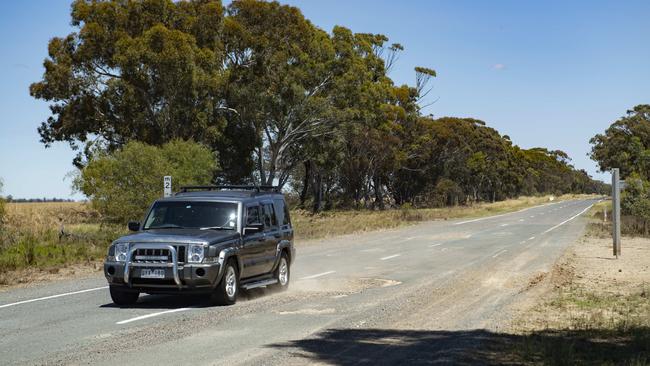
{"left": 140, "top": 268, "right": 165, "bottom": 279}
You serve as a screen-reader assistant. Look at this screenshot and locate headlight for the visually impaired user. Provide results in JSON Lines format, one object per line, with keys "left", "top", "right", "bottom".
{"left": 188, "top": 244, "right": 205, "bottom": 263}
{"left": 115, "top": 243, "right": 130, "bottom": 262}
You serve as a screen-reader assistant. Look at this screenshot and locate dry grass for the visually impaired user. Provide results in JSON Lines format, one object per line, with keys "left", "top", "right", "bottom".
{"left": 0, "top": 202, "right": 123, "bottom": 286}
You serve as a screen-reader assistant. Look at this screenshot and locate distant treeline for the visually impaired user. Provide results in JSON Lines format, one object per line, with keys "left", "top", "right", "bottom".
{"left": 3, "top": 197, "right": 76, "bottom": 203}
{"left": 30, "top": 0, "right": 606, "bottom": 214}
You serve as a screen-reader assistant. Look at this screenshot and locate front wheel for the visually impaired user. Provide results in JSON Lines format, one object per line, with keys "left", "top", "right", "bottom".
{"left": 110, "top": 286, "right": 139, "bottom": 306}
{"left": 211, "top": 260, "right": 238, "bottom": 305}
{"left": 270, "top": 253, "right": 290, "bottom": 291}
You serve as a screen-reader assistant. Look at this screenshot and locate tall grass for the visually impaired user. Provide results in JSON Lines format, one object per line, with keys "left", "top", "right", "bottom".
{"left": 0, "top": 202, "right": 124, "bottom": 284}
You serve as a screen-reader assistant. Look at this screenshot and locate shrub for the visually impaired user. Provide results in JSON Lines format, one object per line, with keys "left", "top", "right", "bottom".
{"left": 621, "top": 173, "right": 650, "bottom": 235}
{"left": 74, "top": 140, "right": 218, "bottom": 223}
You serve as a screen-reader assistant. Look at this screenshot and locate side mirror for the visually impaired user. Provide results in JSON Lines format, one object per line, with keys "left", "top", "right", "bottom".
{"left": 243, "top": 223, "right": 264, "bottom": 236}
{"left": 128, "top": 221, "right": 140, "bottom": 232}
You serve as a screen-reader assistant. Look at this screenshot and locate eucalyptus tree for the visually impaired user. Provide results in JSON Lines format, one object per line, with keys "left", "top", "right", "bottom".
{"left": 31, "top": 0, "right": 234, "bottom": 169}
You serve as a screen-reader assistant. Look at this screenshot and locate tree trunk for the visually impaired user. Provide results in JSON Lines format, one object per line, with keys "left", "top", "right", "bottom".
{"left": 299, "top": 160, "right": 311, "bottom": 208}
{"left": 256, "top": 145, "right": 266, "bottom": 185}
{"left": 374, "top": 176, "right": 385, "bottom": 210}
{"left": 311, "top": 162, "right": 323, "bottom": 213}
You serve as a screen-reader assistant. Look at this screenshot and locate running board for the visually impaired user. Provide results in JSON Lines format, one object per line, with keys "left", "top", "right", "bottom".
{"left": 242, "top": 278, "right": 278, "bottom": 290}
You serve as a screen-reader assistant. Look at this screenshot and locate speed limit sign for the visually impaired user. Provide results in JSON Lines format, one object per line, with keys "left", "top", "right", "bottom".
{"left": 163, "top": 176, "right": 172, "bottom": 197}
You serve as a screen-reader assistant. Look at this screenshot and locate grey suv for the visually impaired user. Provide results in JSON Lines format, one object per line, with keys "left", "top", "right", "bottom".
{"left": 103, "top": 185, "right": 295, "bottom": 306}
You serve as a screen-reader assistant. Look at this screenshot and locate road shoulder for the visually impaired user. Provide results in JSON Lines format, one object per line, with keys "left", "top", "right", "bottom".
{"left": 504, "top": 234, "right": 650, "bottom": 364}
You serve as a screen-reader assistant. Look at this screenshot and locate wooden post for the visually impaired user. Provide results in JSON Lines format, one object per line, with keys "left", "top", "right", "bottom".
{"left": 612, "top": 168, "right": 621, "bottom": 257}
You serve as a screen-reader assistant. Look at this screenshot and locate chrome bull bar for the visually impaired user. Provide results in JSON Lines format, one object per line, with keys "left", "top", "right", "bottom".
{"left": 124, "top": 244, "right": 182, "bottom": 287}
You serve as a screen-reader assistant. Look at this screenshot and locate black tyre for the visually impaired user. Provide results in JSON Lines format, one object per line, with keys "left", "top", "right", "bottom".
{"left": 110, "top": 286, "right": 139, "bottom": 306}
{"left": 211, "top": 260, "right": 238, "bottom": 305}
{"left": 270, "top": 253, "right": 290, "bottom": 291}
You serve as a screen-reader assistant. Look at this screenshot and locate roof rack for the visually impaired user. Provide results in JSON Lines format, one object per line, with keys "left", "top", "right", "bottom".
{"left": 177, "top": 185, "right": 280, "bottom": 194}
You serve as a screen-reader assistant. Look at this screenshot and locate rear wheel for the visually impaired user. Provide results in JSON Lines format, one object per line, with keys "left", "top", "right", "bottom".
{"left": 270, "top": 253, "right": 290, "bottom": 291}
{"left": 109, "top": 286, "right": 139, "bottom": 306}
{"left": 211, "top": 260, "right": 238, "bottom": 305}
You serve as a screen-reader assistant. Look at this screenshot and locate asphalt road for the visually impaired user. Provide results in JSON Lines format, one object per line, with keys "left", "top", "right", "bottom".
{"left": 0, "top": 199, "right": 598, "bottom": 365}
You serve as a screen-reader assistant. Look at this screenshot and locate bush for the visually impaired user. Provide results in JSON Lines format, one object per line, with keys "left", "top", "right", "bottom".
{"left": 74, "top": 140, "right": 218, "bottom": 223}
{"left": 621, "top": 173, "right": 650, "bottom": 235}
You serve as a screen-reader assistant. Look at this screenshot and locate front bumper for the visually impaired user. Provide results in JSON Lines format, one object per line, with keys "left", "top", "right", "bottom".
{"left": 104, "top": 243, "right": 221, "bottom": 293}
{"left": 104, "top": 262, "right": 221, "bottom": 292}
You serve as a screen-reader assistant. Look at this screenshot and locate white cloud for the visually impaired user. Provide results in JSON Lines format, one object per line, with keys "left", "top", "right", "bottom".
{"left": 492, "top": 63, "right": 506, "bottom": 70}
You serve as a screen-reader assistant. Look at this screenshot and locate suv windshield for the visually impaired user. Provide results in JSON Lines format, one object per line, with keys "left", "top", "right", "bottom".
{"left": 143, "top": 201, "right": 238, "bottom": 230}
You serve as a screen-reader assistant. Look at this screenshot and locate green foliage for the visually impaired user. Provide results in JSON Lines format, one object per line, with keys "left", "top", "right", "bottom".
{"left": 591, "top": 105, "right": 650, "bottom": 232}
{"left": 31, "top": 0, "right": 601, "bottom": 213}
{"left": 590, "top": 105, "right": 650, "bottom": 179}
{"left": 74, "top": 140, "right": 217, "bottom": 223}
{"left": 621, "top": 173, "right": 650, "bottom": 223}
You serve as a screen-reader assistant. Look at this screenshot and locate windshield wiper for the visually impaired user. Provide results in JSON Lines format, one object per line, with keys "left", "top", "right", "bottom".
{"left": 199, "top": 226, "right": 234, "bottom": 231}
{"left": 145, "top": 224, "right": 183, "bottom": 230}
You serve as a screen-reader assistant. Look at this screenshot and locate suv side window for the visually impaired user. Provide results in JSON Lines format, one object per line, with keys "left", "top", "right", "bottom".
{"left": 246, "top": 205, "right": 261, "bottom": 226}
{"left": 262, "top": 203, "right": 277, "bottom": 229}
{"left": 274, "top": 199, "right": 291, "bottom": 226}
{"left": 283, "top": 202, "right": 291, "bottom": 226}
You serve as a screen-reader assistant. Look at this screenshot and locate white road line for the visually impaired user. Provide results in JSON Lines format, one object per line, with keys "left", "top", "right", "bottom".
{"left": 299, "top": 271, "right": 336, "bottom": 280}
{"left": 500, "top": 223, "right": 508, "bottom": 227}
{"left": 528, "top": 236, "right": 535, "bottom": 241}
{"left": 429, "top": 243, "right": 442, "bottom": 247}
{"left": 0, "top": 286, "right": 108, "bottom": 309}
{"left": 543, "top": 204, "right": 595, "bottom": 234}
{"left": 116, "top": 307, "right": 192, "bottom": 325}
{"left": 492, "top": 249, "right": 507, "bottom": 258}
{"left": 530, "top": 215, "right": 535, "bottom": 218}
{"left": 380, "top": 254, "right": 401, "bottom": 261}
{"left": 519, "top": 219, "right": 525, "bottom": 222}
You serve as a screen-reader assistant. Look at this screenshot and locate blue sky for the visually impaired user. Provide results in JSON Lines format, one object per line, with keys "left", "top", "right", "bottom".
{"left": 1, "top": 0, "right": 649, "bottom": 199}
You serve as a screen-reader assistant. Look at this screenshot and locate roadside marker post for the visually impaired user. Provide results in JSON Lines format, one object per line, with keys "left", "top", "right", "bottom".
{"left": 612, "top": 169, "right": 621, "bottom": 258}
{"left": 164, "top": 176, "right": 172, "bottom": 198}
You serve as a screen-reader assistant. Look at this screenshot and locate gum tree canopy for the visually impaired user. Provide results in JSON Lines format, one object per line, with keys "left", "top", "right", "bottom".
{"left": 30, "top": 0, "right": 232, "bottom": 167}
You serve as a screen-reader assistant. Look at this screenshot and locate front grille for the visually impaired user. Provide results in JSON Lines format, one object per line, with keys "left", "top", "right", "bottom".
{"left": 131, "top": 245, "right": 186, "bottom": 263}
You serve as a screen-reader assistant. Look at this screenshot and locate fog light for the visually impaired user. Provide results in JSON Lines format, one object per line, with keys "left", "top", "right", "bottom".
{"left": 196, "top": 268, "right": 205, "bottom": 277}
{"left": 107, "top": 266, "right": 115, "bottom": 275}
